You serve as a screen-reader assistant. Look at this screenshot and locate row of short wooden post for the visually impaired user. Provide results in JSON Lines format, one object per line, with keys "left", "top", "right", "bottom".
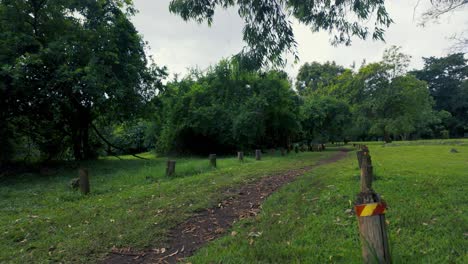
{"left": 354, "top": 144, "right": 391, "bottom": 264}
{"left": 166, "top": 149, "right": 263, "bottom": 177}
{"left": 77, "top": 149, "right": 267, "bottom": 190}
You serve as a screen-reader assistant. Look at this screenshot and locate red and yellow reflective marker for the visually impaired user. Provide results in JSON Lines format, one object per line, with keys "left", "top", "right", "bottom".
{"left": 355, "top": 202, "right": 387, "bottom": 217}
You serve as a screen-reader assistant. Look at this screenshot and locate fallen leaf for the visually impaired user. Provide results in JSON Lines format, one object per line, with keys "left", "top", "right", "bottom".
{"left": 248, "top": 231, "right": 262, "bottom": 237}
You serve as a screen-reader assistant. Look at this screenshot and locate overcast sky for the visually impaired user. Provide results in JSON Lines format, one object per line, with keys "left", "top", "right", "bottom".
{"left": 131, "top": 0, "right": 467, "bottom": 80}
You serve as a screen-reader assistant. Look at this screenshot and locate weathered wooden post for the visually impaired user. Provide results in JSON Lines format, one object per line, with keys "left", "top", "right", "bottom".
{"left": 355, "top": 150, "right": 391, "bottom": 264}
{"left": 79, "top": 167, "right": 90, "bottom": 195}
{"left": 255, "top": 149, "right": 261, "bottom": 160}
{"left": 237, "top": 151, "right": 244, "bottom": 162}
{"left": 356, "top": 145, "right": 369, "bottom": 168}
{"left": 166, "top": 160, "right": 176, "bottom": 176}
{"left": 209, "top": 154, "right": 217, "bottom": 168}
{"left": 357, "top": 150, "right": 364, "bottom": 168}
{"left": 280, "top": 148, "right": 285, "bottom": 156}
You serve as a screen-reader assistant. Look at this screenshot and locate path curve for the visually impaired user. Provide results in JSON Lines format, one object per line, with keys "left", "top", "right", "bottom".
{"left": 103, "top": 149, "right": 349, "bottom": 264}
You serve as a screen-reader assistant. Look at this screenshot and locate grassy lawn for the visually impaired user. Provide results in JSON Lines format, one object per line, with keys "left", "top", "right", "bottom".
{"left": 189, "top": 141, "right": 468, "bottom": 263}
{"left": 0, "top": 151, "right": 333, "bottom": 263}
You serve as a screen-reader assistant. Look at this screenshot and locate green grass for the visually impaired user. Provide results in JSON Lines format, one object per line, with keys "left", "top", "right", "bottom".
{"left": 189, "top": 143, "right": 468, "bottom": 263}
{"left": 0, "top": 150, "right": 333, "bottom": 263}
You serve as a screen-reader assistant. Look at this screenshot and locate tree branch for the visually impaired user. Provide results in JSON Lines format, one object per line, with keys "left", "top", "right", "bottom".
{"left": 90, "top": 122, "right": 150, "bottom": 160}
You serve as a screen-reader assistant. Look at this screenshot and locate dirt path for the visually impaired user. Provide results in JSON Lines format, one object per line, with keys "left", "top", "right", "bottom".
{"left": 103, "top": 149, "right": 349, "bottom": 264}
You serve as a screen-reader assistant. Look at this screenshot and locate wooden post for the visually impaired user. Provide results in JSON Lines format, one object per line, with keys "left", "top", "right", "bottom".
{"left": 79, "top": 168, "right": 90, "bottom": 195}
{"left": 166, "top": 160, "right": 176, "bottom": 176}
{"left": 237, "top": 151, "right": 244, "bottom": 162}
{"left": 209, "top": 154, "right": 217, "bottom": 168}
{"left": 355, "top": 150, "right": 391, "bottom": 264}
{"left": 360, "top": 153, "right": 373, "bottom": 192}
{"left": 357, "top": 150, "right": 364, "bottom": 168}
{"left": 280, "top": 148, "right": 285, "bottom": 156}
{"left": 255, "top": 149, "right": 261, "bottom": 160}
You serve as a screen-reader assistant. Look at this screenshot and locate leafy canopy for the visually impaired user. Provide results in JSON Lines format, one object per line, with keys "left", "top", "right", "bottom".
{"left": 169, "top": 0, "right": 392, "bottom": 67}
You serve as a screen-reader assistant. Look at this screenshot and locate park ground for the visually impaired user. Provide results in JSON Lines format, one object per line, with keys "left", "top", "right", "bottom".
{"left": 0, "top": 139, "right": 467, "bottom": 263}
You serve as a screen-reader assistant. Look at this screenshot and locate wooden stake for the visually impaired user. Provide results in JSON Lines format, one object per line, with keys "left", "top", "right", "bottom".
{"left": 357, "top": 150, "right": 364, "bottom": 168}
{"left": 357, "top": 212, "right": 391, "bottom": 264}
{"left": 355, "top": 150, "right": 391, "bottom": 264}
{"left": 166, "top": 160, "right": 176, "bottom": 176}
{"left": 280, "top": 148, "right": 285, "bottom": 156}
{"left": 209, "top": 154, "right": 217, "bottom": 168}
{"left": 360, "top": 153, "right": 373, "bottom": 192}
{"left": 79, "top": 168, "right": 90, "bottom": 195}
{"left": 255, "top": 149, "right": 261, "bottom": 160}
{"left": 237, "top": 151, "right": 244, "bottom": 162}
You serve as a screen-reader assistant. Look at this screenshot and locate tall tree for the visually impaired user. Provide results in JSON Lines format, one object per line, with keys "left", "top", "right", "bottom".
{"left": 169, "top": 0, "right": 392, "bottom": 67}
{"left": 156, "top": 59, "right": 300, "bottom": 154}
{"left": 354, "top": 63, "right": 436, "bottom": 142}
{"left": 412, "top": 53, "right": 468, "bottom": 136}
{"left": 0, "top": 0, "right": 166, "bottom": 161}
{"left": 300, "top": 95, "right": 351, "bottom": 143}
{"left": 296, "top": 61, "right": 345, "bottom": 95}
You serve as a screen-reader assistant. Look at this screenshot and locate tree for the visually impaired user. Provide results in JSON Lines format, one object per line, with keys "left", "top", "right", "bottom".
{"left": 156, "top": 59, "right": 300, "bottom": 154}
{"left": 0, "top": 0, "right": 166, "bottom": 161}
{"left": 412, "top": 53, "right": 468, "bottom": 136}
{"left": 382, "top": 45, "right": 411, "bottom": 79}
{"left": 169, "top": 0, "right": 392, "bottom": 67}
{"left": 355, "top": 63, "right": 436, "bottom": 142}
{"left": 300, "top": 95, "right": 351, "bottom": 143}
{"left": 296, "top": 61, "right": 345, "bottom": 95}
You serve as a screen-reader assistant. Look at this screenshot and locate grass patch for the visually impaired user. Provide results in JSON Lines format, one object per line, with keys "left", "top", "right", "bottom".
{"left": 0, "top": 151, "right": 333, "bottom": 263}
{"left": 189, "top": 143, "right": 467, "bottom": 263}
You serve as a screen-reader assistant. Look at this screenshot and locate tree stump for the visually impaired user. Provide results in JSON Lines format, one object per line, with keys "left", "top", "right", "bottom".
{"left": 79, "top": 168, "right": 90, "bottom": 195}
{"left": 166, "top": 160, "right": 176, "bottom": 176}
{"left": 237, "top": 151, "right": 244, "bottom": 162}
{"left": 209, "top": 154, "right": 217, "bottom": 168}
{"left": 255, "top": 149, "right": 261, "bottom": 160}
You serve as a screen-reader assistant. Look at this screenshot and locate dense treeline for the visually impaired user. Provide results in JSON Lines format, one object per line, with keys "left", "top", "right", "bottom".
{"left": 151, "top": 47, "right": 466, "bottom": 156}
{"left": 154, "top": 60, "right": 301, "bottom": 155}
{"left": 1, "top": 2, "right": 467, "bottom": 163}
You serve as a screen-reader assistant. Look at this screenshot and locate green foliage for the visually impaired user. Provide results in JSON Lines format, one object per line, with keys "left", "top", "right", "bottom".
{"left": 297, "top": 48, "right": 442, "bottom": 142}
{"left": 0, "top": 0, "right": 166, "bottom": 161}
{"left": 169, "top": 0, "right": 392, "bottom": 67}
{"left": 412, "top": 53, "right": 468, "bottom": 137}
{"left": 296, "top": 61, "right": 345, "bottom": 95}
{"left": 300, "top": 95, "right": 351, "bottom": 143}
{"left": 156, "top": 59, "right": 300, "bottom": 154}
